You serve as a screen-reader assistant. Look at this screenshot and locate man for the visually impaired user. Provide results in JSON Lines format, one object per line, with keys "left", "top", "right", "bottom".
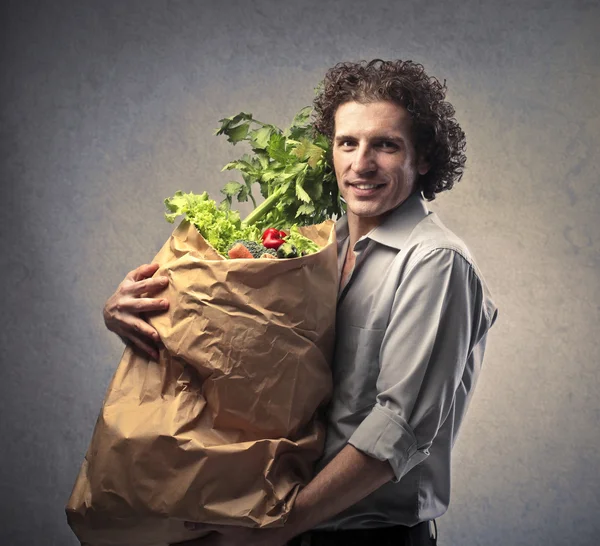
{"left": 104, "top": 60, "right": 497, "bottom": 546}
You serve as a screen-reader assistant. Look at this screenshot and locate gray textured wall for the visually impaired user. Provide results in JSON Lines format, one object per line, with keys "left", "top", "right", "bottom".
{"left": 1, "top": 1, "right": 599, "bottom": 545}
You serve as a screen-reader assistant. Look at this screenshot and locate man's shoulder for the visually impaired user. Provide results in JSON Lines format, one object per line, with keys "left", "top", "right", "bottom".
{"left": 404, "top": 212, "right": 473, "bottom": 264}
{"left": 406, "top": 211, "right": 498, "bottom": 320}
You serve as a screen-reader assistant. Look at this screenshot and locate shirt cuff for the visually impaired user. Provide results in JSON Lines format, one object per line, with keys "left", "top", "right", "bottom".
{"left": 348, "top": 404, "right": 424, "bottom": 482}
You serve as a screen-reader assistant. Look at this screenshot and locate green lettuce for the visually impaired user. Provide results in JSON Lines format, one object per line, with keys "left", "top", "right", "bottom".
{"left": 284, "top": 225, "right": 321, "bottom": 255}
{"left": 164, "top": 191, "right": 259, "bottom": 256}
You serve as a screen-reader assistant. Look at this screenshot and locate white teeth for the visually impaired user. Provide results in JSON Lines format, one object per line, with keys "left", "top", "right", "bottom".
{"left": 354, "top": 184, "right": 379, "bottom": 190}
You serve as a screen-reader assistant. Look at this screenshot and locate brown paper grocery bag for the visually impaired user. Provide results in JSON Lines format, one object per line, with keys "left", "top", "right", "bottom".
{"left": 66, "top": 220, "right": 337, "bottom": 546}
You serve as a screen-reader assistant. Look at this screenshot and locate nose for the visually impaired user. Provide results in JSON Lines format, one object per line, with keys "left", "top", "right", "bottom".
{"left": 352, "top": 144, "right": 376, "bottom": 175}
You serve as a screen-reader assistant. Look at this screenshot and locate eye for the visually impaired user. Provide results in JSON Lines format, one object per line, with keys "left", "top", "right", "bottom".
{"left": 377, "top": 140, "right": 400, "bottom": 151}
{"left": 336, "top": 139, "right": 357, "bottom": 149}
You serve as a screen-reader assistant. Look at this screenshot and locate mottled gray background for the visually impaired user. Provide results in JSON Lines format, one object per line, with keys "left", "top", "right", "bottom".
{"left": 1, "top": 0, "right": 599, "bottom": 545}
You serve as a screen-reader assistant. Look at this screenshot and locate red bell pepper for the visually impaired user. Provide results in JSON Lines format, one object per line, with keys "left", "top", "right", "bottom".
{"left": 263, "top": 233, "right": 284, "bottom": 249}
{"left": 261, "top": 228, "right": 286, "bottom": 249}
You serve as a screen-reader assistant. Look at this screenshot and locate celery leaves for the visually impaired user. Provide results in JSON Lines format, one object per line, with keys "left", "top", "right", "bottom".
{"left": 215, "top": 107, "right": 343, "bottom": 230}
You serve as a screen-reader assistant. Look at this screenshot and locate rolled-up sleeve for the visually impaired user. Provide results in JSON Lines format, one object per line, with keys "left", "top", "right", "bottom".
{"left": 348, "top": 247, "right": 494, "bottom": 481}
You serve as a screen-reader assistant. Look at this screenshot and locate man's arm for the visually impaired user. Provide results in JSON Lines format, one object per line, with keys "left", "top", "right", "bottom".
{"left": 182, "top": 444, "right": 393, "bottom": 546}
{"left": 347, "top": 247, "right": 495, "bottom": 481}
{"left": 279, "top": 251, "right": 486, "bottom": 541}
{"left": 278, "top": 443, "right": 394, "bottom": 541}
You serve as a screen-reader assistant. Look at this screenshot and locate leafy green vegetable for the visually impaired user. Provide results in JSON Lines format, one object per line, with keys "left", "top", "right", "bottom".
{"left": 284, "top": 225, "right": 321, "bottom": 255}
{"left": 164, "top": 191, "right": 259, "bottom": 256}
{"left": 215, "top": 107, "right": 343, "bottom": 231}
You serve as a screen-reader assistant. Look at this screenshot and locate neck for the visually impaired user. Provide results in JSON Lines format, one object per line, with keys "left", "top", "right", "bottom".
{"left": 346, "top": 213, "right": 384, "bottom": 249}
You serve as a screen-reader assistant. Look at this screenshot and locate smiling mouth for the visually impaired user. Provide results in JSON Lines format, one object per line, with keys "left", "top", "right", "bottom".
{"left": 348, "top": 182, "right": 385, "bottom": 190}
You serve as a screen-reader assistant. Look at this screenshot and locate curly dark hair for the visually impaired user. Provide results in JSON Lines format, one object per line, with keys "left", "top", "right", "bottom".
{"left": 313, "top": 59, "right": 466, "bottom": 200}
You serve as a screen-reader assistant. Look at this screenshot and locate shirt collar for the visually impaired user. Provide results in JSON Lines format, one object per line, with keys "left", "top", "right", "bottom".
{"left": 335, "top": 192, "right": 430, "bottom": 251}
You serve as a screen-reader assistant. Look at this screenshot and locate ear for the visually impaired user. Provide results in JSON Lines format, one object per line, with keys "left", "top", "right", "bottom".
{"left": 417, "top": 157, "right": 430, "bottom": 176}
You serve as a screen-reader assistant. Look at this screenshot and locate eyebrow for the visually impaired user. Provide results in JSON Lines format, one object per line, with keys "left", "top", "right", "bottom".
{"left": 334, "top": 134, "right": 405, "bottom": 144}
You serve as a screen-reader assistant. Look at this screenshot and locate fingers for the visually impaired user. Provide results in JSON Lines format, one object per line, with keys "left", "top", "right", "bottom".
{"left": 117, "top": 309, "right": 162, "bottom": 341}
{"left": 104, "top": 263, "right": 169, "bottom": 347}
{"left": 123, "top": 329, "right": 160, "bottom": 361}
{"left": 129, "top": 262, "right": 161, "bottom": 282}
{"left": 115, "top": 321, "right": 161, "bottom": 361}
{"left": 105, "top": 296, "right": 164, "bottom": 354}
{"left": 127, "top": 275, "right": 170, "bottom": 298}
{"left": 118, "top": 296, "right": 169, "bottom": 314}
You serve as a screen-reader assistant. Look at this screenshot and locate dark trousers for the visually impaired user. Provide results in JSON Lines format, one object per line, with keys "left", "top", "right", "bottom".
{"left": 289, "top": 521, "right": 437, "bottom": 546}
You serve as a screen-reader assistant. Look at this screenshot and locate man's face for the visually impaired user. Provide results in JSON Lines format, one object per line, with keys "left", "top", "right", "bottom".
{"left": 332, "top": 100, "right": 428, "bottom": 231}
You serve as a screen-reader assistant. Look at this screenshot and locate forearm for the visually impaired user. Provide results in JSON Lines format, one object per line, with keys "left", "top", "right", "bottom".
{"left": 275, "top": 443, "right": 395, "bottom": 543}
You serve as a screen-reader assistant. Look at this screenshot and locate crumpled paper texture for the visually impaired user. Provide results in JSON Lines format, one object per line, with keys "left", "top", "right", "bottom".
{"left": 66, "top": 220, "right": 337, "bottom": 546}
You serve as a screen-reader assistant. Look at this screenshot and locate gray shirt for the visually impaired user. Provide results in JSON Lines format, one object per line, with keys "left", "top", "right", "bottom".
{"left": 316, "top": 193, "right": 498, "bottom": 530}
